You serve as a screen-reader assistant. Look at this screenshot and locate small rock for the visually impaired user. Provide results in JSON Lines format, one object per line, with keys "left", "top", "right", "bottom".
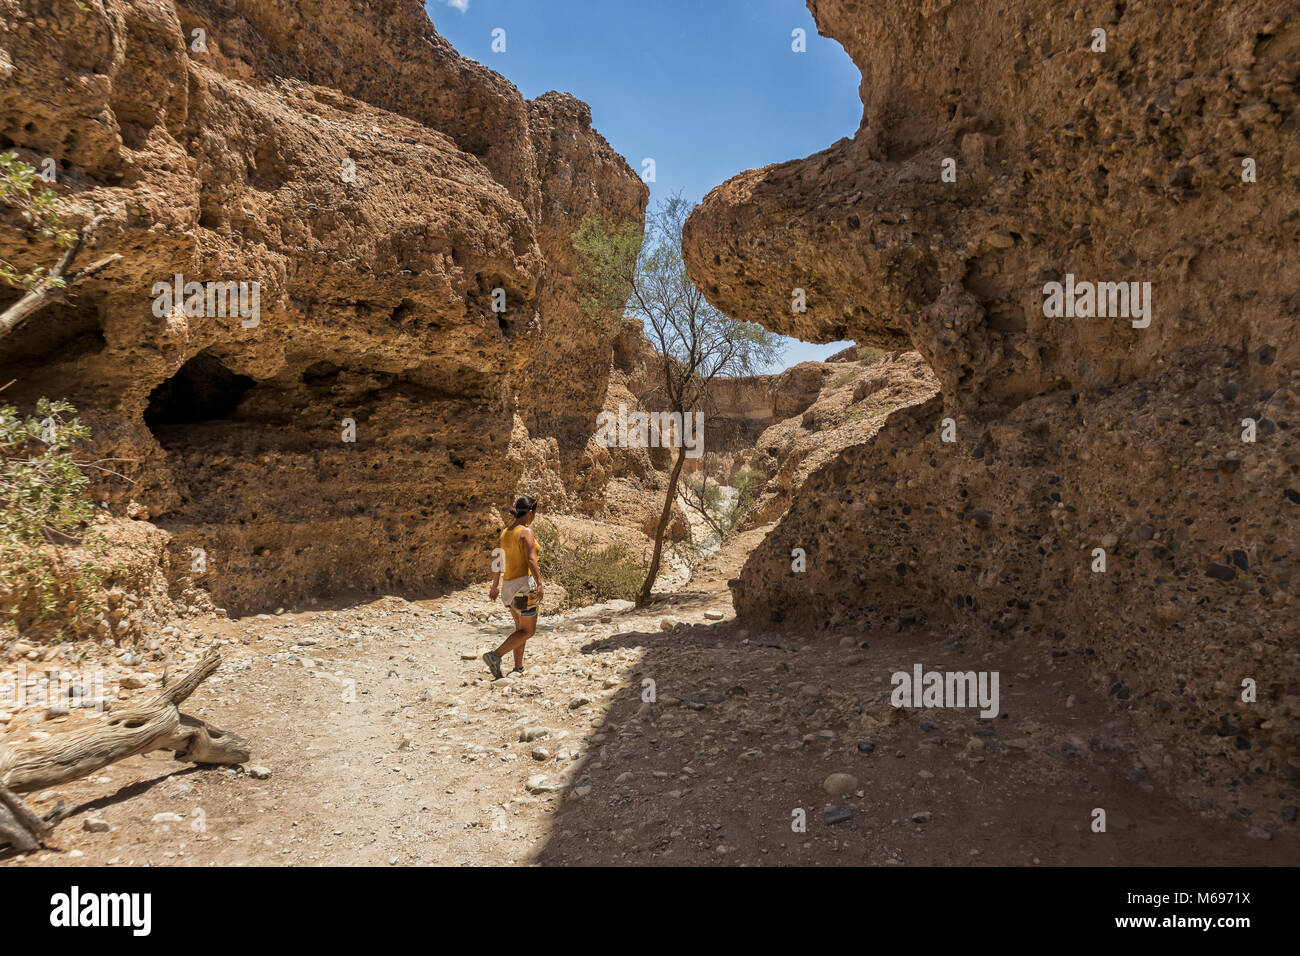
{"left": 823, "top": 773, "right": 858, "bottom": 798}
{"left": 520, "top": 726, "right": 551, "bottom": 742}
{"left": 531, "top": 747, "right": 549, "bottom": 761}
{"left": 246, "top": 765, "right": 272, "bottom": 780}
{"left": 824, "top": 806, "right": 854, "bottom": 826}
{"left": 911, "top": 811, "right": 932, "bottom": 824}
{"left": 704, "top": 611, "right": 724, "bottom": 621}
{"left": 152, "top": 812, "right": 183, "bottom": 823}
{"left": 659, "top": 618, "right": 679, "bottom": 631}
{"left": 82, "top": 817, "right": 111, "bottom": 833}
{"left": 568, "top": 695, "right": 590, "bottom": 710}
{"left": 525, "top": 775, "right": 565, "bottom": 794}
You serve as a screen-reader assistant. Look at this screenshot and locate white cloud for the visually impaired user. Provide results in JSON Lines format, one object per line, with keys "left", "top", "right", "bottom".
{"left": 442, "top": 0, "right": 470, "bottom": 12}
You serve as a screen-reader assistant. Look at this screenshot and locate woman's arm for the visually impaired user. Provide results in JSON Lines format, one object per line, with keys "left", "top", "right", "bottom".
{"left": 523, "top": 528, "right": 543, "bottom": 596}
{"left": 489, "top": 546, "right": 502, "bottom": 599}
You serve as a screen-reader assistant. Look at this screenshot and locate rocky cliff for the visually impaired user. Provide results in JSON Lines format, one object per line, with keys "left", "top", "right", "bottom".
{"left": 738, "top": 350, "right": 939, "bottom": 527}
{"left": 683, "top": 0, "right": 1298, "bottom": 815}
{"left": 0, "top": 0, "right": 645, "bottom": 624}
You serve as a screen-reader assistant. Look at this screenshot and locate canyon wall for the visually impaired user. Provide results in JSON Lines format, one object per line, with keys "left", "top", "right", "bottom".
{"left": 0, "top": 0, "right": 645, "bottom": 621}
{"left": 683, "top": 0, "right": 1298, "bottom": 814}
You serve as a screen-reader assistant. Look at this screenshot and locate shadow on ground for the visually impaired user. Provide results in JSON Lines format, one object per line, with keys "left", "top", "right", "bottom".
{"left": 532, "top": 618, "right": 1298, "bottom": 865}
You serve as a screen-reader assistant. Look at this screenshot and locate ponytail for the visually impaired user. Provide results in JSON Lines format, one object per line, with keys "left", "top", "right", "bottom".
{"left": 507, "top": 495, "right": 537, "bottom": 529}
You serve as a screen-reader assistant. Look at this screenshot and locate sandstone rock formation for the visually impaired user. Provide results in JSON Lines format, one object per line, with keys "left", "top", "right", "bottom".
{"left": 683, "top": 0, "right": 1298, "bottom": 815}
{"left": 738, "top": 350, "right": 939, "bottom": 527}
{"left": 0, "top": 0, "right": 645, "bottom": 623}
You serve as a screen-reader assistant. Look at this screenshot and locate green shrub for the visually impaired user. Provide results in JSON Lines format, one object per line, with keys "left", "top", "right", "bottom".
{"left": 685, "top": 474, "right": 723, "bottom": 511}
{"left": 0, "top": 399, "right": 106, "bottom": 639}
{"left": 534, "top": 522, "right": 645, "bottom": 608}
{"left": 727, "top": 466, "right": 767, "bottom": 523}
{"left": 684, "top": 465, "right": 768, "bottom": 538}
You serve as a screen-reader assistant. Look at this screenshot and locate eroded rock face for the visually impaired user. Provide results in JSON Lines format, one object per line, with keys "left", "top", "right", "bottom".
{"left": 683, "top": 0, "right": 1298, "bottom": 812}
{"left": 739, "top": 351, "right": 939, "bottom": 527}
{"left": 0, "top": 0, "right": 644, "bottom": 616}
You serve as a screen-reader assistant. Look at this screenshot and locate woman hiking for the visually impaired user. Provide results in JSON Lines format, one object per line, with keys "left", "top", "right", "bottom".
{"left": 483, "top": 495, "right": 545, "bottom": 680}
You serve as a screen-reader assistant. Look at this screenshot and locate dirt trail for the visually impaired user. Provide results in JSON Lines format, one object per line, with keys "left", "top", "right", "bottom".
{"left": 4, "top": 526, "right": 1295, "bottom": 866}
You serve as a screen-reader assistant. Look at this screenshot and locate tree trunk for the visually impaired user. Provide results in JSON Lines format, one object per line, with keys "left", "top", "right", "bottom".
{"left": 637, "top": 445, "right": 688, "bottom": 607}
{"left": 0, "top": 650, "right": 250, "bottom": 851}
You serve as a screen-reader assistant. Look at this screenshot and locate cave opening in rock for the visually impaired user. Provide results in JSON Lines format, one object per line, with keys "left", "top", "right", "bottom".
{"left": 144, "top": 351, "right": 256, "bottom": 429}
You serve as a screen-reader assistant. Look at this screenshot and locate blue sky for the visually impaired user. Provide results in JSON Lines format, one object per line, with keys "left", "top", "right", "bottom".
{"left": 426, "top": 0, "right": 862, "bottom": 371}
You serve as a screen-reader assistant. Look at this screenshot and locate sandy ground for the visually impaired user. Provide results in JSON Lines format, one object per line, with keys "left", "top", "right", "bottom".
{"left": 2, "top": 527, "right": 1296, "bottom": 866}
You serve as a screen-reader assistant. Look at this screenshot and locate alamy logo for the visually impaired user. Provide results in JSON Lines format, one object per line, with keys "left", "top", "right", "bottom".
{"left": 1042, "top": 274, "right": 1152, "bottom": 328}
{"left": 50, "top": 886, "right": 151, "bottom": 936}
{"left": 151, "top": 274, "right": 261, "bottom": 328}
{"left": 890, "top": 664, "right": 1000, "bottom": 718}
{"left": 594, "top": 403, "right": 704, "bottom": 459}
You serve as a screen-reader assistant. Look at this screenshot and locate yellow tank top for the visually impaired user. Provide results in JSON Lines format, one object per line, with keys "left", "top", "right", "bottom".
{"left": 499, "top": 525, "right": 537, "bottom": 580}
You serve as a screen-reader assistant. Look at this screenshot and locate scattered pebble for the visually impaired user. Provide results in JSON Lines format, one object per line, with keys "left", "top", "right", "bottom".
{"left": 823, "top": 773, "right": 858, "bottom": 798}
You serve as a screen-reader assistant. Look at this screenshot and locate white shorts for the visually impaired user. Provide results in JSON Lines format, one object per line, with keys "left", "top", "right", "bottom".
{"left": 500, "top": 575, "right": 537, "bottom": 612}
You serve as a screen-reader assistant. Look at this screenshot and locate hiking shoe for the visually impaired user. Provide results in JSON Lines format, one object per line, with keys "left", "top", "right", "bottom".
{"left": 510, "top": 667, "right": 525, "bottom": 675}
{"left": 482, "top": 652, "right": 503, "bottom": 680}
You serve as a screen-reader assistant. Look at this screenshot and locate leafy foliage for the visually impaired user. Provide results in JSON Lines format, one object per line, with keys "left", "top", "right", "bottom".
{"left": 728, "top": 465, "right": 767, "bottom": 526}
{"left": 573, "top": 194, "right": 784, "bottom": 411}
{"left": 534, "top": 521, "right": 645, "bottom": 608}
{"left": 572, "top": 214, "right": 642, "bottom": 336}
{"left": 682, "top": 464, "right": 767, "bottom": 539}
{"left": 0, "top": 399, "right": 106, "bottom": 639}
{"left": 0, "top": 152, "right": 77, "bottom": 292}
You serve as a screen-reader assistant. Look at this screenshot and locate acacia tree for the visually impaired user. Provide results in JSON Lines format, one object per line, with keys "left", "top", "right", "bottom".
{"left": 575, "top": 194, "right": 782, "bottom": 606}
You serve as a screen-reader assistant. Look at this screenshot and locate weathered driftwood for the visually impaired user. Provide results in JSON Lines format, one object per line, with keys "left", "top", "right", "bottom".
{"left": 0, "top": 780, "right": 52, "bottom": 853}
{"left": 0, "top": 650, "right": 250, "bottom": 851}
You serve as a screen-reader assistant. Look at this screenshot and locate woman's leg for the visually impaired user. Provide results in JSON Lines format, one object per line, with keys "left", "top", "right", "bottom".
{"left": 511, "top": 614, "right": 537, "bottom": 669}
{"left": 494, "top": 607, "right": 528, "bottom": 660}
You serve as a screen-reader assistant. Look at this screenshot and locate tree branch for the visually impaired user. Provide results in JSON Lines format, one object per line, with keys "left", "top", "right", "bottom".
{"left": 0, "top": 216, "right": 118, "bottom": 343}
